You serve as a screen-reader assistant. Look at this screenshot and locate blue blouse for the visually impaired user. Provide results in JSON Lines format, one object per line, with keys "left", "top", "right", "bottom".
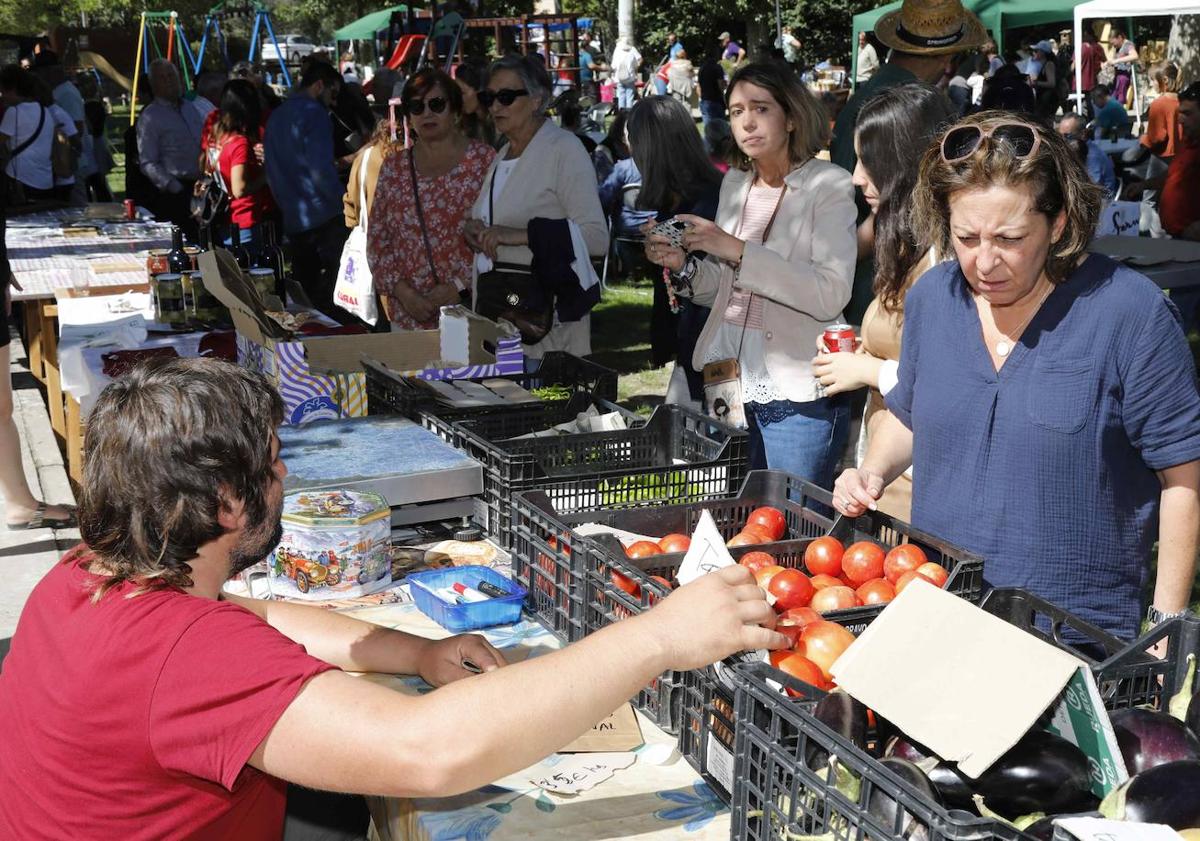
{"left": 886, "top": 254, "right": 1200, "bottom": 639}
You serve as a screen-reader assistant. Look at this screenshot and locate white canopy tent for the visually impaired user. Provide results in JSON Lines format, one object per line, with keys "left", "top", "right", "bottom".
{"left": 1073, "top": 0, "right": 1198, "bottom": 117}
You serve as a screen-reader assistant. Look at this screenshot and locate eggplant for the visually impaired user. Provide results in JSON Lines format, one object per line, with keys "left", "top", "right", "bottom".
{"left": 1022, "top": 811, "right": 1102, "bottom": 841}
{"left": 1188, "top": 690, "right": 1200, "bottom": 743}
{"left": 867, "top": 757, "right": 942, "bottom": 841}
{"left": 974, "top": 730, "right": 1094, "bottom": 820}
{"left": 1101, "top": 759, "right": 1200, "bottom": 830}
{"left": 805, "top": 689, "right": 868, "bottom": 771}
{"left": 1111, "top": 707, "right": 1200, "bottom": 774}
{"left": 885, "top": 736, "right": 976, "bottom": 809}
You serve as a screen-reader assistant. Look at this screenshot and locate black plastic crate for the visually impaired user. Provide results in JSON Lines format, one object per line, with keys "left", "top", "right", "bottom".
{"left": 363, "top": 351, "right": 618, "bottom": 443}
{"left": 508, "top": 488, "right": 589, "bottom": 644}
{"left": 728, "top": 591, "right": 1200, "bottom": 841}
{"left": 461, "top": 404, "right": 748, "bottom": 549}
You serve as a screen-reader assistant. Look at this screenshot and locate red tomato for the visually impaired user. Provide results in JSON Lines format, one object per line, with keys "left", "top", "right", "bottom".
{"left": 883, "top": 543, "right": 928, "bottom": 583}
{"left": 747, "top": 506, "right": 787, "bottom": 541}
{"left": 810, "top": 585, "right": 861, "bottom": 614}
{"left": 625, "top": 540, "right": 662, "bottom": 559}
{"left": 771, "top": 651, "right": 830, "bottom": 695}
{"left": 799, "top": 620, "right": 856, "bottom": 681}
{"left": 894, "top": 569, "right": 937, "bottom": 594}
{"left": 610, "top": 569, "right": 641, "bottom": 598}
{"left": 810, "top": 573, "right": 844, "bottom": 590}
{"left": 804, "top": 536, "right": 844, "bottom": 577}
{"left": 842, "top": 541, "right": 886, "bottom": 586}
{"left": 658, "top": 533, "right": 692, "bottom": 553}
{"left": 856, "top": 578, "right": 896, "bottom": 605}
{"left": 916, "top": 562, "right": 949, "bottom": 588}
{"left": 778, "top": 606, "right": 822, "bottom": 629}
{"left": 775, "top": 623, "right": 804, "bottom": 648}
{"left": 738, "top": 551, "right": 777, "bottom": 574}
{"left": 753, "top": 564, "right": 786, "bottom": 590}
{"left": 767, "top": 568, "right": 814, "bottom": 612}
{"left": 649, "top": 575, "right": 674, "bottom": 590}
{"left": 728, "top": 530, "right": 763, "bottom": 547}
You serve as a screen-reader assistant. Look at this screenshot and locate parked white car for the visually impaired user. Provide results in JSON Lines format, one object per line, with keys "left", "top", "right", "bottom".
{"left": 261, "top": 34, "right": 318, "bottom": 66}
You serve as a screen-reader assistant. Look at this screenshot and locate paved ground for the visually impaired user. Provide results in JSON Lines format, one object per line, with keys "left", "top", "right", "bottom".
{"left": 2, "top": 324, "right": 79, "bottom": 640}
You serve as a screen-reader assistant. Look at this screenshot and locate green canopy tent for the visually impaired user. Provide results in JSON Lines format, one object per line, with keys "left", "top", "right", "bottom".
{"left": 333, "top": 5, "right": 414, "bottom": 42}
{"left": 851, "top": 0, "right": 1080, "bottom": 84}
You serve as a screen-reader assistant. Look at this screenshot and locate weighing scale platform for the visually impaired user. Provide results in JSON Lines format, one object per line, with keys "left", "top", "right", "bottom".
{"left": 279, "top": 416, "right": 484, "bottom": 526}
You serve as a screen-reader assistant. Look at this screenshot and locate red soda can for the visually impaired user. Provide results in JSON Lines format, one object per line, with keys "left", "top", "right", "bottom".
{"left": 124, "top": 199, "right": 136, "bottom": 220}
{"left": 822, "top": 323, "right": 856, "bottom": 354}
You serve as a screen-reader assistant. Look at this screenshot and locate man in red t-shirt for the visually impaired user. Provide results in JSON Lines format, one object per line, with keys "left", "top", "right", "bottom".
{"left": 0, "top": 359, "right": 783, "bottom": 840}
{"left": 1127, "top": 83, "right": 1200, "bottom": 241}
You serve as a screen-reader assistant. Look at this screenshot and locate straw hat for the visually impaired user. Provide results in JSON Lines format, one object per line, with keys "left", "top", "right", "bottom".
{"left": 874, "top": 0, "right": 987, "bottom": 56}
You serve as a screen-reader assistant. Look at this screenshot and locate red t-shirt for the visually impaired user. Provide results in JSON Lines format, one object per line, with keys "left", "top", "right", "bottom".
{"left": 219, "top": 132, "right": 276, "bottom": 228}
{"left": 200, "top": 108, "right": 221, "bottom": 173}
{"left": 0, "top": 545, "right": 336, "bottom": 840}
{"left": 1159, "top": 138, "right": 1200, "bottom": 237}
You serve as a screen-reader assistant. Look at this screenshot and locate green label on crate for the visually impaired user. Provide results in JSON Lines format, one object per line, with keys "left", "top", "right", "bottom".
{"left": 1044, "top": 667, "right": 1128, "bottom": 797}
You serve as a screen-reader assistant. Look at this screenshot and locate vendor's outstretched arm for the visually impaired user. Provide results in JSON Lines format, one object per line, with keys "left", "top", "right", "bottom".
{"left": 248, "top": 565, "right": 787, "bottom": 799}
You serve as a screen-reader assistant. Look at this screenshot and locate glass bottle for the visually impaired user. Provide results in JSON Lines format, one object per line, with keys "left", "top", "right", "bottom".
{"left": 166, "top": 225, "right": 190, "bottom": 274}
{"left": 230, "top": 224, "right": 251, "bottom": 271}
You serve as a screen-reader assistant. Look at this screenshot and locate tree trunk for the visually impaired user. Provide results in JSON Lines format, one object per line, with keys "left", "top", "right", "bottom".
{"left": 1167, "top": 15, "right": 1200, "bottom": 85}
{"left": 618, "top": 0, "right": 634, "bottom": 43}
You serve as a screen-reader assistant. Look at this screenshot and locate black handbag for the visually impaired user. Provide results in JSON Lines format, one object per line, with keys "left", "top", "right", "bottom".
{"left": 472, "top": 166, "right": 554, "bottom": 344}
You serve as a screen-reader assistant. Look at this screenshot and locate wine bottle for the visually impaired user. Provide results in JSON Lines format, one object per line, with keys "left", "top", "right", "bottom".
{"left": 230, "top": 224, "right": 251, "bottom": 270}
{"left": 166, "top": 226, "right": 189, "bottom": 274}
{"left": 253, "top": 223, "right": 286, "bottom": 299}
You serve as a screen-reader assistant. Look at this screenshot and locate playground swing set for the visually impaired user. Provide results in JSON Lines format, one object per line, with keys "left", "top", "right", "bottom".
{"left": 128, "top": 1, "right": 290, "bottom": 126}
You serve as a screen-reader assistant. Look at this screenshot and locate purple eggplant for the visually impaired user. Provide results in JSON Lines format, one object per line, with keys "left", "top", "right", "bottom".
{"left": 974, "top": 730, "right": 1094, "bottom": 819}
{"left": 1101, "top": 759, "right": 1200, "bottom": 830}
{"left": 805, "top": 689, "right": 868, "bottom": 770}
{"left": 867, "top": 757, "right": 943, "bottom": 841}
{"left": 1022, "top": 811, "right": 1102, "bottom": 841}
{"left": 1111, "top": 708, "right": 1200, "bottom": 774}
{"left": 1188, "top": 693, "right": 1200, "bottom": 742}
{"left": 885, "top": 736, "right": 976, "bottom": 809}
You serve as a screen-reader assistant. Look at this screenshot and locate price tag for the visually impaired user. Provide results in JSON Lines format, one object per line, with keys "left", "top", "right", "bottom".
{"left": 676, "top": 510, "right": 735, "bottom": 586}
{"left": 529, "top": 752, "right": 636, "bottom": 795}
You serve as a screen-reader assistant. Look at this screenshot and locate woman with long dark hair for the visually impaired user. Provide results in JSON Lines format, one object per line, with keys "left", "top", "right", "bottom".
{"left": 626, "top": 95, "right": 723, "bottom": 404}
{"left": 812, "top": 83, "right": 955, "bottom": 519}
{"left": 215, "top": 79, "right": 276, "bottom": 257}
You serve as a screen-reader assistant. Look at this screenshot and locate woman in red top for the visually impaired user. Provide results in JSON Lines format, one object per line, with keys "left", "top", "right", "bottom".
{"left": 216, "top": 79, "right": 276, "bottom": 257}
{"left": 368, "top": 68, "right": 495, "bottom": 330}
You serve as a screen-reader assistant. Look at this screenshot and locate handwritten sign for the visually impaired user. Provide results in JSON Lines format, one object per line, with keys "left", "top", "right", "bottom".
{"left": 530, "top": 752, "right": 637, "bottom": 795}
{"left": 1095, "top": 201, "right": 1140, "bottom": 238}
{"left": 1056, "top": 817, "right": 1182, "bottom": 841}
{"left": 560, "top": 702, "right": 644, "bottom": 753}
{"left": 676, "top": 510, "right": 735, "bottom": 586}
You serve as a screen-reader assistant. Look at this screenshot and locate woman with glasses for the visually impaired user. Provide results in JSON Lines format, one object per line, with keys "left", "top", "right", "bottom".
{"left": 834, "top": 112, "right": 1200, "bottom": 642}
{"left": 642, "top": 61, "right": 856, "bottom": 489}
{"left": 464, "top": 54, "right": 608, "bottom": 357}
{"left": 367, "top": 68, "right": 495, "bottom": 330}
{"left": 811, "top": 84, "right": 956, "bottom": 521}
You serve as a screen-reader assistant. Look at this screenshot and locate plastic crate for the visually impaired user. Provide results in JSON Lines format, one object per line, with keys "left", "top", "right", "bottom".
{"left": 460, "top": 403, "right": 748, "bottom": 550}
{"left": 728, "top": 591, "right": 1200, "bottom": 841}
{"left": 364, "top": 351, "right": 618, "bottom": 443}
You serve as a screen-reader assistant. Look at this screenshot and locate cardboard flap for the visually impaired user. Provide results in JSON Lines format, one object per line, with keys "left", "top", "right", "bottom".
{"left": 830, "top": 580, "right": 1083, "bottom": 778}
{"left": 198, "top": 248, "right": 288, "bottom": 343}
{"left": 559, "top": 703, "right": 644, "bottom": 752}
{"left": 438, "top": 305, "right": 519, "bottom": 364}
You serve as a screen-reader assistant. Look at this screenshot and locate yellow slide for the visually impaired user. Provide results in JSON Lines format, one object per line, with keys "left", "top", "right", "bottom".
{"left": 79, "top": 50, "right": 134, "bottom": 92}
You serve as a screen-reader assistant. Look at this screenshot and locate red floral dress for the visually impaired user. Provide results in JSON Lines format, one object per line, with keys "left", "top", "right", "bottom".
{"left": 367, "top": 139, "right": 495, "bottom": 330}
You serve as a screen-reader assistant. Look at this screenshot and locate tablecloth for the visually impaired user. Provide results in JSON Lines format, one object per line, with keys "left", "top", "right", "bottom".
{"left": 335, "top": 596, "right": 730, "bottom": 841}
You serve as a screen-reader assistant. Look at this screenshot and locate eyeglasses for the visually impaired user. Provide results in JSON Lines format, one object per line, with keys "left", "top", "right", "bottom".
{"left": 940, "top": 122, "right": 1042, "bottom": 163}
{"left": 404, "top": 96, "right": 448, "bottom": 116}
{"left": 479, "top": 88, "right": 529, "bottom": 109}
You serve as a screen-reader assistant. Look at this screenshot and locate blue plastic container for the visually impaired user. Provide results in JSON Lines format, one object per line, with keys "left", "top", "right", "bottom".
{"left": 406, "top": 565, "right": 527, "bottom": 632}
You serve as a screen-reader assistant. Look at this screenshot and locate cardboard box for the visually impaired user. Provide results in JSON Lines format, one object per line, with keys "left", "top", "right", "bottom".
{"left": 199, "top": 249, "right": 524, "bottom": 425}
{"left": 831, "top": 580, "right": 1127, "bottom": 797}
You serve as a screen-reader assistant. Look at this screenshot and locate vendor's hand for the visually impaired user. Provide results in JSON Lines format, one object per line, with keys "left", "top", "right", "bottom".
{"left": 641, "top": 565, "right": 789, "bottom": 673}
{"left": 416, "top": 634, "right": 507, "bottom": 687}
{"left": 642, "top": 222, "right": 686, "bottom": 272}
{"left": 478, "top": 225, "right": 526, "bottom": 261}
{"left": 812, "top": 346, "right": 872, "bottom": 397}
{"left": 676, "top": 214, "right": 745, "bottom": 264}
{"left": 833, "top": 467, "right": 885, "bottom": 516}
{"left": 463, "top": 218, "right": 487, "bottom": 252}
{"left": 392, "top": 283, "right": 438, "bottom": 324}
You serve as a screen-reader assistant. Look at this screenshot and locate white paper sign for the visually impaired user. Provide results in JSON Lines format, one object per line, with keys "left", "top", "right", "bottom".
{"left": 1056, "top": 817, "right": 1184, "bottom": 841}
{"left": 676, "top": 510, "right": 735, "bottom": 586}
{"left": 529, "top": 752, "right": 636, "bottom": 795}
{"left": 1095, "top": 201, "right": 1140, "bottom": 237}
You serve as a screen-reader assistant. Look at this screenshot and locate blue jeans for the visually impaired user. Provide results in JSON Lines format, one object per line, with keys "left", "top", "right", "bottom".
{"left": 746, "top": 396, "right": 850, "bottom": 491}
{"left": 653, "top": 77, "right": 668, "bottom": 96}
{"left": 700, "top": 99, "right": 725, "bottom": 128}
{"left": 617, "top": 82, "right": 637, "bottom": 110}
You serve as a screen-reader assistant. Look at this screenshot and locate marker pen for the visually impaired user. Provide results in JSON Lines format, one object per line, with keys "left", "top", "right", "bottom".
{"left": 452, "top": 582, "right": 489, "bottom": 603}
{"left": 435, "top": 586, "right": 464, "bottom": 605}
{"left": 476, "top": 580, "right": 511, "bottom": 598}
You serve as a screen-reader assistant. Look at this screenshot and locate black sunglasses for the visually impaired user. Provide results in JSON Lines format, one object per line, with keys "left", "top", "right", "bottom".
{"left": 404, "top": 96, "right": 448, "bottom": 116}
{"left": 940, "top": 122, "right": 1041, "bottom": 163}
{"left": 479, "top": 88, "right": 529, "bottom": 108}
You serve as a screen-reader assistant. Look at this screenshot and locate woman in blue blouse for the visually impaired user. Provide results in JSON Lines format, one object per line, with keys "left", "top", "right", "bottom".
{"left": 833, "top": 113, "right": 1200, "bottom": 641}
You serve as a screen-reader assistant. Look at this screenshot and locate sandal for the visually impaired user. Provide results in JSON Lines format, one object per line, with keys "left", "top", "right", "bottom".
{"left": 6, "top": 502, "right": 78, "bottom": 531}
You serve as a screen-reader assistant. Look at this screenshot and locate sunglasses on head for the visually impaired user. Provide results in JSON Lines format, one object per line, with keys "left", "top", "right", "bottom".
{"left": 940, "top": 122, "right": 1042, "bottom": 163}
{"left": 479, "top": 88, "right": 529, "bottom": 108}
{"left": 404, "top": 96, "right": 448, "bottom": 116}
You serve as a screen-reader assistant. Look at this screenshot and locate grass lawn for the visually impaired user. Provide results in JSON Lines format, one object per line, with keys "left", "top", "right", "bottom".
{"left": 590, "top": 272, "right": 674, "bottom": 407}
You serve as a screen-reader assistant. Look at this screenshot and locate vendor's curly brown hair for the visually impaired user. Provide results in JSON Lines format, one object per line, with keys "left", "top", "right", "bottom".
{"left": 77, "top": 358, "right": 283, "bottom": 598}
{"left": 911, "top": 111, "right": 1103, "bottom": 284}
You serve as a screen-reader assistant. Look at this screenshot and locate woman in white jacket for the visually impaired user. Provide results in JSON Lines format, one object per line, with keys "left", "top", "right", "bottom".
{"left": 644, "top": 61, "right": 856, "bottom": 489}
